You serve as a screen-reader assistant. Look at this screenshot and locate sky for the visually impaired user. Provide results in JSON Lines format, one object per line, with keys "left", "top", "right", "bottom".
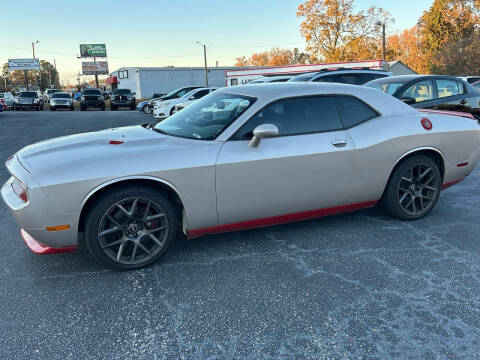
{"left": 0, "top": 0, "right": 434, "bottom": 84}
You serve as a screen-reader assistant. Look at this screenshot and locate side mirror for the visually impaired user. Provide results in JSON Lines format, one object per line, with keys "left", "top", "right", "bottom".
{"left": 132, "top": 92, "right": 136, "bottom": 95}
{"left": 400, "top": 97, "right": 416, "bottom": 105}
{"left": 189, "top": 96, "right": 196, "bottom": 100}
{"left": 248, "top": 124, "right": 279, "bottom": 148}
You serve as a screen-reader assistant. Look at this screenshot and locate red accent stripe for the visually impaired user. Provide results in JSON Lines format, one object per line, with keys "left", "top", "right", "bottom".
{"left": 20, "top": 229, "right": 77, "bottom": 255}
{"left": 441, "top": 177, "right": 466, "bottom": 190}
{"left": 109, "top": 140, "right": 124, "bottom": 145}
{"left": 187, "top": 200, "right": 378, "bottom": 239}
{"left": 457, "top": 162, "right": 469, "bottom": 168}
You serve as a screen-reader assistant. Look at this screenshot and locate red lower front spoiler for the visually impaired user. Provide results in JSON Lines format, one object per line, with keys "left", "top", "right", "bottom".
{"left": 20, "top": 229, "right": 77, "bottom": 255}
{"left": 187, "top": 200, "right": 378, "bottom": 239}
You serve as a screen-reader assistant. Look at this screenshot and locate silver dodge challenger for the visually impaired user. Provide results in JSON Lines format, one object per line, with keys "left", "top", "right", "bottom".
{"left": 2, "top": 83, "right": 480, "bottom": 270}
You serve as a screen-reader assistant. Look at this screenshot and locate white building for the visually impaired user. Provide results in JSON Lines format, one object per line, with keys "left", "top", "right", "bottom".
{"left": 106, "top": 66, "right": 251, "bottom": 98}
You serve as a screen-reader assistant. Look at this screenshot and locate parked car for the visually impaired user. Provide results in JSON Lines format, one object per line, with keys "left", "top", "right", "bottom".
{"left": 2, "top": 83, "right": 480, "bottom": 270}
{"left": 153, "top": 87, "right": 217, "bottom": 119}
{"left": 457, "top": 76, "right": 480, "bottom": 84}
{"left": 111, "top": 89, "right": 136, "bottom": 110}
{"left": 44, "top": 88, "right": 60, "bottom": 103}
{"left": 136, "top": 94, "right": 165, "bottom": 114}
{"left": 248, "top": 75, "right": 294, "bottom": 84}
{"left": 50, "top": 92, "right": 74, "bottom": 111}
{"left": 80, "top": 88, "right": 105, "bottom": 111}
{"left": 365, "top": 75, "right": 480, "bottom": 120}
{"left": 150, "top": 87, "right": 202, "bottom": 109}
{"left": 288, "top": 68, "right": 391, "bottom": 85}
{"left": 0, "top": 92, "right": 16, "bottom": 110}
{"left": 171, "top": 88, "right": 219, "bottom": 115}
{"left": 0, "top": 100, "right": 4, "bottom": 112}
{"left": 15, "top": 91, "right": 44, "bottom": 111}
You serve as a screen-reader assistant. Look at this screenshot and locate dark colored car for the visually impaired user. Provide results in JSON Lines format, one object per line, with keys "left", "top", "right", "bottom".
{"left": 16, "top": 91, "right": 44, "bottom": 111}
{"left": 80, "top": 89, "right": 105, "bottom": 111}
{"left": 365, "top": 75, "right": 480, "bottom": 120}
{"left": 288, "top": 69, "right": 391, "bottom": 85}
{"left": 111, "top": 89, "right": 136, "bottom": 110}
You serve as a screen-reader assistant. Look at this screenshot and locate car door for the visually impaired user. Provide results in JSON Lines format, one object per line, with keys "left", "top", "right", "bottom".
{"left": 215, "top": 95, "right": 356, "bottom": 225}
{"left": 397, "top": 79, "right": 435, "bottom": 108}
{"left": 431, "top": 78, "right": 469, "bottom": 112}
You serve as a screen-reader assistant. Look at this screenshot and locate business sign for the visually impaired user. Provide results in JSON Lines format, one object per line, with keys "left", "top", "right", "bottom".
{"left": 8, "top": 58, "right": 40, "bottom": 71}
{"left": 80, "top": 44, "right": 107, "bottom": 57}
{"left": 82, "top": 61, "right": 109, "bottom": 75}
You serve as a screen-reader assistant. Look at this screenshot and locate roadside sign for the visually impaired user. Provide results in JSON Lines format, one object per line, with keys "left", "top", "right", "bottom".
{"left": 8, "top": 58, "right": 40, "bottom": 71}
{"left": 80, "top": 44, "right": 107, "bottom": 57}
{"left": 82, "top": 61, "right": 109, "bottom": 75}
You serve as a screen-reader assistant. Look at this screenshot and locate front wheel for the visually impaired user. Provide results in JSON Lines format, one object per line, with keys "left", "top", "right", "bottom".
{"left": 84, "top": 186, "right": 178, "bottom": 270}
{"left": 382, "top": 155, "right": 441, "bottom": 220}
{"left": 50, "top": 106, "right": 56, "bottom": 111}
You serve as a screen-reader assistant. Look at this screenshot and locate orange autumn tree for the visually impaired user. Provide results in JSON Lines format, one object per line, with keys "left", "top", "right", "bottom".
{"left": 387, "top": 27, "right": 429, "bottom": 74}
{"left": 234, "top": 48, "right": 309, "bottom": 66}
{"left": 297, "top": 0, "right": 391, "bottom": 62}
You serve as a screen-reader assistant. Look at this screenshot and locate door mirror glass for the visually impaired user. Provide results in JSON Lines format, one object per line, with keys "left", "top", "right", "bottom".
{"left": 249, "top": 124, "right": 279, "bottom": 148}
{"left": 400, "top": 97, "right": 416, "bottom": 105}
{"left": 132, "top": 92, "right": 136, "bottom": 95}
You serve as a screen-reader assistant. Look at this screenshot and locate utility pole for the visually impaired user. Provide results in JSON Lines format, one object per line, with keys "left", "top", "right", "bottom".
{"left": 94, "top": 56, "right": 99, "bottom": 88}
{"left": 196, "top": 42, "right": 208, "bottom": 87}
{"left": 32, "top": 40, "right": 39, "bottom": 90}
{"left": 376, "top": 22, "right": 386, "bottom": 60}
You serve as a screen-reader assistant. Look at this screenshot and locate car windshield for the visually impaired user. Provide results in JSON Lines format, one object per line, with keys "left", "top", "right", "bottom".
{"left": 52, "top": 93, "right": 70, "bottom": 98}
{"left": 47, "top": 89, "right": 58, "bottom": 94}
{"left": 365, "top": 80, "right": 407, "bottom": 95}
{"left": 154, "top": 92, "right": 256, "bottom": 140}
{"left": 83, "top": 89, "right": 101, "bottom": 95}
{"left": 19, "top": 92, "right": 37, "bottom": 98}
{"left": 113, "top": 89, "right": 131, "bottom": 95}
{"left": 288, "top": 73, "right": 315, "bottom": 82}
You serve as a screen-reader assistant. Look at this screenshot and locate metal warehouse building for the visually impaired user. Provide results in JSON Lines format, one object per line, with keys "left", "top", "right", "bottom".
{"left": 106, "top": 67, "right": 246, "bottom": 98}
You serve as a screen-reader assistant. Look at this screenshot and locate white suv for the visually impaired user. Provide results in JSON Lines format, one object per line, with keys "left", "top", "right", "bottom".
{"left": 153, "top": 87, "right": 217, "bottom": 120}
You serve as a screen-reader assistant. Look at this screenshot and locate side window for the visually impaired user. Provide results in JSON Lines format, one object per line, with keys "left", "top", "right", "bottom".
{"left": 191, "top": 89, "right": 209, "bottom": 99}
{"left": 336, "top": 75, "right": 357, "bottom": 85}
{"left": 401, "top": 80, "right": 434, "bottom": 103}
{"left": 230, "top": 79, "right": 238, "bottom": 86}
{"left": 456, "top": 81, "right": 466, "bottom": 95}
{"left": 436, "top": 79, "right": 461, "bottom": 98}
{"left": 233, "top": 96, "right": 343, "bottom": 140}
{"left": 313, "top": 75, "right": 337, "bottom": 83}
{"left": 337, "top": 96, "right": 378, "bottom": 128}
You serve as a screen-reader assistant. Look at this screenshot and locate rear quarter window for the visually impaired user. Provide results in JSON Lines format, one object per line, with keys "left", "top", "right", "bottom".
{"left": 337, "top": 96, "right": 379, "bottom": 128}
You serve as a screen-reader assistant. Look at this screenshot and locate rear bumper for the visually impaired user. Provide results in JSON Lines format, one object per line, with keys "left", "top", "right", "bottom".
{"left": 21, "top": 229, "right": 77, "bottom": 255}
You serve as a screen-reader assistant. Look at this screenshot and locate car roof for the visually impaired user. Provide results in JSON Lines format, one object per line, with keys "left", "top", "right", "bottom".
{"left": 370, "top": 74, "right": 463, "bottom": 84}
{"left": 217, "top": 82, "right": 416, "bottom": 117}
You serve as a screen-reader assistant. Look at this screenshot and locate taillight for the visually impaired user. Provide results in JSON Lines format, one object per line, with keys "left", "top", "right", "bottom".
{"left": 11, "top": 178, "right": 28, "bottom": 203}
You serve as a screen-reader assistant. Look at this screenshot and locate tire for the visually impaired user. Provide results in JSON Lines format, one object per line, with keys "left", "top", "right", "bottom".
{"left": 101, "top": 106, "right": 105, "bottom": 111}
{"left": 170, "top": 107, "right": 176, "bottom": 116}
{"left": 85, "top": 185, "right": 178, "bottom": 270}
{"left": 111, "top": 105, "right": 117, "bottom": 111}
{"left": 145, "top": 105, "right": 153, "bottom": 114}
{"left": 51, "top": 106, "right": 56, "bottom": 111}
{"left": 81, "top": 106, "right": 86, "bottom": 111}
{"left": 142, "top": 105, "right": 148, "bottom": 113}
{"left": 382, "top": 155, "right": 441, "bottom": 221}
{"left": 40, "top": 104, "right": 44, "bottom": 111}
{"left": 130, "top": 104, "right": 136, "bottom": 110}
{"left": 70, "top": 106, "right": 74, "bottom": 111}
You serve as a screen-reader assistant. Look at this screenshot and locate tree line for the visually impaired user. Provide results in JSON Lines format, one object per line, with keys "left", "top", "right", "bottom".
{"left": 235, "top": 0, "right": 480, "bottom": 75}
{"left": 0, "top": 60, "right": 60, "bottom": 92}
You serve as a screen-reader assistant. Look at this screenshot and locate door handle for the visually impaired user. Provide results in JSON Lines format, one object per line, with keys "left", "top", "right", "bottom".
{"left": 331, "top": 139, "right": 347, "bottom": 147}
{"left": 460, "top": 99, "right": 468, "bottom": 105}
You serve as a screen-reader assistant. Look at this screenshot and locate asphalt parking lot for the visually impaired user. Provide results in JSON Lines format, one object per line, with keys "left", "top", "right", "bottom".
{"left": 1, "top": 110, "right": 480, "bottom": 359}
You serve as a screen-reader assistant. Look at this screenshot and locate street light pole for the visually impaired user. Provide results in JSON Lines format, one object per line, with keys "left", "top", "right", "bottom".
{"left": 196, "top": 42, "right": 208, "bottom": 87}
{"left": 376, "top": 22, "right": 386, "bottom": 60}
{"left": 32, "top": 40, "right": 39, "bottom": 90}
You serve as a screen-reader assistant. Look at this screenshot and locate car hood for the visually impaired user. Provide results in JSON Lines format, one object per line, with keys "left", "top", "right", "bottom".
{"left": 16, "top": 125, "right": 200, "bottom": 175}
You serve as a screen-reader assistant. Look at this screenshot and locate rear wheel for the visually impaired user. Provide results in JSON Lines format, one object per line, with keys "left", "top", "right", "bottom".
{"left": 50, "top": 106, "right": 56, "bottom": 111}
{"left": 85, "top": 186, "right": 178, "bottom": 270}
{"left": 383, "top": 155, "right": 441, "bottom": 220}
{"left": 145, "top": 105, "right": 153, "bottom": 114}
{"left": 111, "top": 105, "right": 117, "bottom": 111}
{"left": 80, "top": 106, "right": 86, "bottom": 111}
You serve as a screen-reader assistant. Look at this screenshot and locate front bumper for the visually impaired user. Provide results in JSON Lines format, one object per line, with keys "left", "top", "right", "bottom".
{"left": 20, "top": 229, "right": 77, "bottom": 255}
{"left": 112, "top": 100, "right": 134, "bottom": 107}
{"left": 82, "top": 101, "right": 105, "bottom": 108}
{"left": 51, "top": 102, "right": 73, "bottom": 109}
{"left": 1, "top": 158, "right": 80, "bottom": 249}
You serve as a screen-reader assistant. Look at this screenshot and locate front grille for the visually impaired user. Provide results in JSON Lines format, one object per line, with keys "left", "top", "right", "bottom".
{"left": 84, "top": 96, "right": 98, "bottom": 101}
{"left": 114, "top": 95, "right": 128, "bottom": 101}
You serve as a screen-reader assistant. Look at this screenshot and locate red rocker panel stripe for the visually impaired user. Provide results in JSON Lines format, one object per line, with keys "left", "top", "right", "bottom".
{"left": 441, "top": 177, "right": 466, "bottom": 190}
{"left": 187, "top": 200, "right": 378, "bottom": 239}
{"left": 20, "top": 229, "right": 77, "bottom": 255}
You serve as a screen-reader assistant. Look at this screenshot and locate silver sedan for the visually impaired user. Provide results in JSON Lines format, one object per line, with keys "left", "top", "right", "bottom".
{"left": 2, "top": 83, "right": 480, "bottom": 269}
